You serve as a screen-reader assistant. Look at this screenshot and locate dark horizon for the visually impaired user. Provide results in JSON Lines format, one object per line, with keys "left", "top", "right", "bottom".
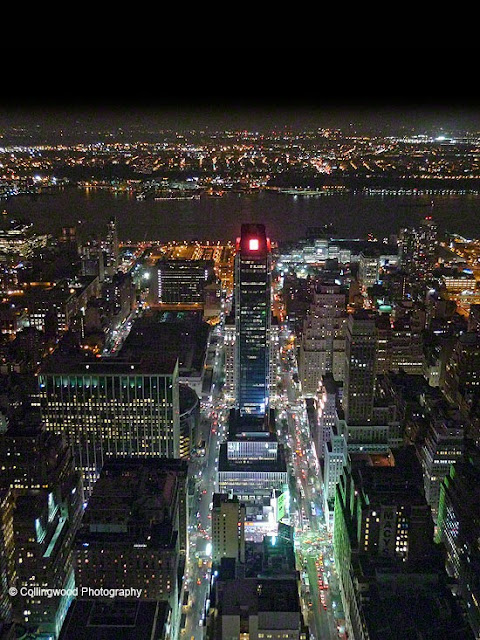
{"left": 2, "top": 99, "right": 480, "bottom": 137}
{"left": 2, "top": 49, "right": 480, "bottom": 138}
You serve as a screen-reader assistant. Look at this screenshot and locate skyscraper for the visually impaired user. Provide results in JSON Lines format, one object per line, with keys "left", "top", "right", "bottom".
{"left": 343, "top": 310, "right": 377, "bottom": 424}
{"left": 399, "top": 215, "right": 438, "bottom": 280}
{"left": 154, "top": 258, "right": 215, "bottom": 306}
{"left": 211, "top": 493, "right": 246, "bottom": 565}
{"left": 38, "top": 347, "right": 180, "bottom": 497}
{"left": 436, "top": 444, "right": 480, "bottom": 638}
{"left": 74, "top": 458, "right": 188, "bottom": 621}
{"left": 235, "top": 224, "right": 271, "bottom": 417}
{"left": 223, "top": 313, "right": 236, "bottom": 403}
{"left": 219, "top": 224, "right": 287, "bottom": 535}
{"left": 0, "top": 419, "right": 84, "bottom": 638}
{"left": 298, "top": 282, "right": 347, "bottom": 395}
{"left": 104, "top": 216, "right": 119, "bottom": 275}
{"left": 332, "top": 446, "right": 474, "bottom": 640}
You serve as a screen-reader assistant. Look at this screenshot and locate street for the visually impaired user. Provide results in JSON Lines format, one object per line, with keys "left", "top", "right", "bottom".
{"left": 179, "top": 314, "right": 346, "bottom": 639}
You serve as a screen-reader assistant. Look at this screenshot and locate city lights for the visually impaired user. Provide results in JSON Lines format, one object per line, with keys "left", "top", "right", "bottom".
{"left": 0, "top": 109, "right": 479, "bottom": 640}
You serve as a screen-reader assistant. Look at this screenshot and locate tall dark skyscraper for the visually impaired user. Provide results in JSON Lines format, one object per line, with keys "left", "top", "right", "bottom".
{"left": 235, "top": 224, "right": 272, "bottom": 417}
{"left": 219, "top": 224, "right": 287, "bottom": 534}
{"left": 343, "top": 310, "right": 377, "bottom": 424}
{"left": 104, "top": 216, "right": 119, "bottom": 275}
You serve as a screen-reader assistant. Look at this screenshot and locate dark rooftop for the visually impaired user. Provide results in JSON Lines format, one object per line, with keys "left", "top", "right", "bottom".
{"left": 58, "top": 599, "right": 169, "bottom": 640}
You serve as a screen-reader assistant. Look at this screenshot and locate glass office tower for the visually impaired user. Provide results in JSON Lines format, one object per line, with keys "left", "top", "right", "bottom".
{"left": 38, "top": 356, "right": 180, "bottom": 497}
{"left": 235, "top": 224, "right": 271, "bottom": 417}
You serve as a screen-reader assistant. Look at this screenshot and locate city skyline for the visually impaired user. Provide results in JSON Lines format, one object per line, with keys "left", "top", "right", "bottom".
{"left": 0, "top": 63, "right": 480, "bottom": 637}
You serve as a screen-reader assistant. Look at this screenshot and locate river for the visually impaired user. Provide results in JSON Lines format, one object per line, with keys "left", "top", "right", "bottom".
{"left": 2, "top": 187, "right": 479, "bottom": 244}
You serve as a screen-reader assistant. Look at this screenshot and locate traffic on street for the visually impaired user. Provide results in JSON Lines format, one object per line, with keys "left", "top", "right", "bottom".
{"left": 179, "top": 302, "right": 346, "bottom": 639}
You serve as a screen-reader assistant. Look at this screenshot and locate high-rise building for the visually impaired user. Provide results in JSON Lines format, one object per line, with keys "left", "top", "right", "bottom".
{"left": 74, "top": 458, "right": 187, "bottom": 631}
{"left": 317, "top": 374, "right": 348, "bottom": 528}
{"left": 211, "top": 493, "right": 246, "bottom": 566}
{"left": 269, "top": 317, "right": 281, "bottom": 404}
{"left": 104, "top": 216, "right": 119, "bottom": 275}
{"left": 223, "top": 314, "right": 236, "bottom": 402}
{"left": 298, "top": 282, "right": 347, "bottom": 395}
{"left": 389, "top": 313, "right": 425, "bottom": 375}
{"left": 153, "top": 259, "right": 215, "bottom": 306}
{"left": 443, "top": 331, "right": 480, "bottom": 423}
{"left": 235, "top": 224, "right": 271, "bottom": 417}
{"left": 437, "top": 443, "right": 480, "bottom": 639}
{"left": 101, "top": 271, "right": 136, "bottom": 323}
{"left": 314, "top": 372, "right": 340, "bottom": 459}
{"left": 0, "top": 488, "right": 14, "bottom": 625}
{"left": 224, "top": 313, "right": 280, "bottom": 406}
{"left": 323, "top": 428, "right": 348, "bottom": 531}
{"left": 399, "top": 215, "right": 438, "bottom": 280}
{"left": 358, "top": 251, "right": 379, "bottom": 289}
{"left": 0, "top": 419, "right": 84, "bottom": 638}
{"left": 37, "top": 345, "right": 180, "bottom": 496}
{"left": 217, "top": 412, "right": 288, "bottom": 531}
{"left": 218, "top": 224, "right": 287, "bottom": 537}
{"left": 343, "top": 310, "right": 377, "bottom": 424}
{"left": 419, "top": 405, "right": 465, "bottom": 523}
{"left": 179, "top": 382, "right": 200, "bottom": 459}
{"left": 468, "top": 304, "right": 480, "bottom": 334}
{"left": 80, "top": 240, "right": 105, "bottom": 281}
{"left": 333, "top": 446, "right": 473, "bottom": 639}
{"left": 120, "top": 309, "right": 210, "bottom": 400}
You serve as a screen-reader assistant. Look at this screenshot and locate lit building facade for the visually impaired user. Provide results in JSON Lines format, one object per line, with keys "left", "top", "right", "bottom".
{"left": 399, "top": 216, "right": 438, "bottom": 280}
{"left": 37, "top": 353, "right": 180, "bottom": 496}
{"left": 315, "top": 372, "right": 340, "bottom": 459}
{"left": 343, "top": 310, "right": 377, "bottom": 424}
{"left": 0, "top": 488, "right": 14, "bottom": 625}
{"left": 269, "top": 318, "right": 281, "bottom": 404}
{"left": 211, "top": 493, "right": 246, "bottom": 566}
{"left": 298, "top": 283, "right": 347, "bottom": 396}
{"left": 218, "top": 421, "right": 288, "bottom": 505}
{"left": 223, "top": 314, "right": 236, "bottom": 402}
{"left": 419, "top": 410, "right": 465, "bottom": 523}
{"left": 217, "top": 412, "right": 288, "bottom": 533}
{"left": 333, "top": 447, "right": 441, "bottom": 639}
{"left": 358, "top": 252, "right": 379, "bottom": 289}
{"left": 0, "top": 421, "right": 84, "bottom": 638}
{"left": 0, "top": 217, "right": 42, "bottom": 258}
{"left": 437, "top": 445, "right": 480, "bottom": 639}
{"left": 154, "top": 259, "right": 215, "bottom": 305}
{"left": 443, "top": 331, "right": 480, "bottom": 423}
{"left": 218, "top": 224, "right": 287, "bottom": 537}
{"left": 235, "top": 224, "right": 271, "bottom": 417}
{"left": 75, "top": 458, "right": 187, "bottom": 627}
{"left": 104, "top": 216, "right": 119, "bottom": 275}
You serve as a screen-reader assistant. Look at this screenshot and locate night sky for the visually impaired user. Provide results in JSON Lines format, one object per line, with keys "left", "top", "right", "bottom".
{"left": 1, "top": 49, "right": 479, "bottom": 136}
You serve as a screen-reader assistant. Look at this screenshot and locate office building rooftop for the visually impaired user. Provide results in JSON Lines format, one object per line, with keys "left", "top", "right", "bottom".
{"left": 59, "top": 599, "right": 169, "bottom": 640}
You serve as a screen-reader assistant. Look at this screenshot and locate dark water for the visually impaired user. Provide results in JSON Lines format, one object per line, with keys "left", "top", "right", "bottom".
{"left": 2, "top": 187, "right": 480, "bottom": 244}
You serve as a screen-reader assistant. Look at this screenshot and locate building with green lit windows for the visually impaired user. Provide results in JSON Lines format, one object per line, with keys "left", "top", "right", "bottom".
{"left": 333, "top": 445, "right": 474, "bottom": 639}
{"left": 437, "top": 444, "right": 480, "bottom": 639}
{"left": 37, "top": 348, "right": 180, "bottom": 497}
{"left": 0, "top": 419, "right": 84, "bottom": 639}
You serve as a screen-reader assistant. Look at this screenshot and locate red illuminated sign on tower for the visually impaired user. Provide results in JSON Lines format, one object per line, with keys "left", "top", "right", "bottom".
{"left": 249, "top": 238, "right": 259, "bottom": 251}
